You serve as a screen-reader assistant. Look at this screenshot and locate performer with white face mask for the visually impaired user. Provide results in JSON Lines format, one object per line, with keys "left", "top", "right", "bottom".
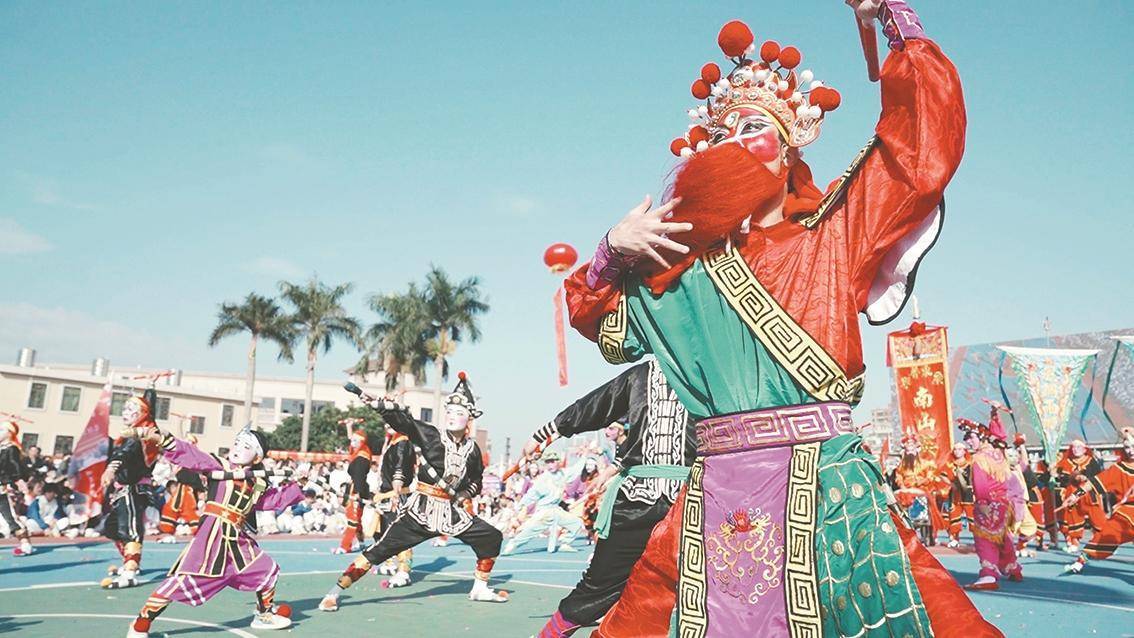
{"left": 0, "top": 420, "right": 34, "bottom": 556}
{"left": 320, "top": 372, "right": 509, "bottom": 610}
{"left": 126, "top": 424, "right": 305, "bottom": 637}
{"left": 100, "top": 388, "right": 162, "bottom": 589}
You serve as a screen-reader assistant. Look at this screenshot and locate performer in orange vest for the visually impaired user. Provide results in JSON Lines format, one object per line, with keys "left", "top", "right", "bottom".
{"left": 1054, "top": 439, "right": 1103, "bottom": 552}
{"left": 1065, "top": 429, "right": 1134, "bottom": 573}
{"left": 941, "top": 442, "right": 973, "bottom": 548}
{"left": 335, "top": 428, "right": 374, "bottom": 554}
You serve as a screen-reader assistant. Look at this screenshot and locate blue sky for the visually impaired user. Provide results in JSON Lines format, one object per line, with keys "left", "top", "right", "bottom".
{"left": 2, "top": 2, "right": 1131, "bottom": 453}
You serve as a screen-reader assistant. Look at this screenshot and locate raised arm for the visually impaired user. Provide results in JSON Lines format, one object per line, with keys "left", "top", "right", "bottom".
{"left": 158, "top": 431, "right": 224, "bottom": 473}
{"left": 828, "top": 2, "right": 966, "bottom": 321}
{"left": 532, "top": 363, "right": 643, "bottom": 446}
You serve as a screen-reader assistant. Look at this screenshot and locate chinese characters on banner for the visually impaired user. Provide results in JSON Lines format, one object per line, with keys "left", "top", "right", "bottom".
{"left": 887, "top": 323, "right": 954, "bottom": 466}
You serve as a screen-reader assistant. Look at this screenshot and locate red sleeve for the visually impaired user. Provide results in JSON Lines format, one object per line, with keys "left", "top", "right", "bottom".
{"left": 564, "top": 262, "right": 623, "bottom": 342}
{"left": 834, "top": 39, "right": 966, "bottom": 311}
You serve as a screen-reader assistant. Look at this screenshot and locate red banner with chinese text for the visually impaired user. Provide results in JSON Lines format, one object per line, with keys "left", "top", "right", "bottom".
{"left": 887, "top": 324, "right": 954, "bottom": 466}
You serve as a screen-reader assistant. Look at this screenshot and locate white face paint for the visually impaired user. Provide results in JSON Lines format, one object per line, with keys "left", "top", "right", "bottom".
{"left": 964, "top": 432, "right": 982, "bottom": 453}
{"left": 1006, "top": 448, "right": 1020, "bottom": 467}
{"left": 227, "top": 433, "right": 260, "bottom": 466}
{"left": 1071, "top": 442, "right": 1087, "bottom": 457}
{"left": 122, "top": 400, "right": 143, "bottom": 427}
{"left": 444, "top": 405, "right": 470, "bottom": 432}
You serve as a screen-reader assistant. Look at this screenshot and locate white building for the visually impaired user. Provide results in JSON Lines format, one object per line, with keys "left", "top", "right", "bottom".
{"left": 1, "top": 348, "right": 443, "bottom": 457}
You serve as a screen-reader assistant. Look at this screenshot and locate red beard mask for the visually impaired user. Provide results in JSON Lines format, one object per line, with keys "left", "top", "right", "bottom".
{"left": 642, "top": 143, "right": 789, "bottom": 294}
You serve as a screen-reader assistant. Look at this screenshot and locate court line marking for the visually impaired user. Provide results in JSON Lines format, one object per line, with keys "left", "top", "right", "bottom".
{"left": 0, "top": 613, "right": 257, "bottom": 637}
{"left": 35, "top": 545, "right": 592, "bottom": 563}
{"left": 971, "top": 589, "right": 1134, "bottom": 613}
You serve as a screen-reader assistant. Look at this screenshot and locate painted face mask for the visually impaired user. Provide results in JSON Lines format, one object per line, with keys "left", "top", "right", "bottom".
{"left": 444, "top": 405, "right": 470, "bottom": 432}
{"left": 122, "top": 397, "right": 150, "bottom": 428}
{"left": 710, "top": 108, "right": 784, "bottom": 164}
{"left": 1070, "top": 442, "right": 1087, "bottom": 457}
{"left": 227, "top": 428, "right": 263, "bottom": 466}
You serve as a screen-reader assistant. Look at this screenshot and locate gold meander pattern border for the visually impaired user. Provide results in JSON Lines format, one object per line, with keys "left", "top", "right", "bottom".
{"left": 701, "top": 247, "right": 864, "bottom": 405}
{"left": 598, "top": 294, "right": 629, "bottom": 365}
{"left": 677, "top": 459, "right": 708, "bottom": 638}
{"left": 797, "top": 135, "right": 878, "bottom": 229}
{"left": 786, "top": 442, "right": 822, "bottom": 638}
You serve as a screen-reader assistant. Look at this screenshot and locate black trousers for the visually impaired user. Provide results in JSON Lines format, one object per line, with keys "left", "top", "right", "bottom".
{"left": 362, "top": 513, "right": 502, "bottom": 564}
{"left": 104, "top": 486, "right": 147, "bottom": 543}
{"left": 1, "top": 485, "right": 26, "bottom": 537}
{"left": 558, "top": 499, "right": 670, "bottom": 626}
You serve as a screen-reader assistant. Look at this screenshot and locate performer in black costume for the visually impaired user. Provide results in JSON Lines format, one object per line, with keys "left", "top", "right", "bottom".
{"left": 374, "top": 423, "right": 416, "bottom": 586}
{"left": 101, "top": 388, "right": 161, "bottom": 589}
{"left": 527, "top": 358, "right": 696, "bottom": 637}
{"left": 1, "top": 420, "right": 34, "bottom": 557}
{"left": 335, "top": 427, "right": 374, "bottom": 554}
{"left": 320, "top": 372, "right": 509, "bottom": 610}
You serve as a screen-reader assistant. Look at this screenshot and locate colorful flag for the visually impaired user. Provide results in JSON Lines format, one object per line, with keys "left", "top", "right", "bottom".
{"left": 69, "top": 380, "right": 112, "bottom": 519}
{"left": 999, "top": 346, "right": 1098, "bottom": 468}
{"left": 887, "top": 323, "right": 954, "bottom": 466}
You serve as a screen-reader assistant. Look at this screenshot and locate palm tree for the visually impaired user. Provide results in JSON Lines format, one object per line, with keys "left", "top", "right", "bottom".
{"left": 279, "top": 278, "right": 362, "bottom": 452}
{"left": 421, "top": 266, "right": 489, "bottom": 420}
{"left": 361, "top": 285, "right": 432, "bottom": 394}
{"left": 207, "top": 293, "right": 295, "bottom": 425}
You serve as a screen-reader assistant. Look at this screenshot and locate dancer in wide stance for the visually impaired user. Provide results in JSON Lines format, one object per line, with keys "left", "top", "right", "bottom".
{"left": 101, "top": 389, "right": 161, "bottom": 589}
{"left": 527, "top": 359, "right": 695, "bottom": 637}
{"left": 320, "top": 373, "right": 509, "bottom": 610}
{"left": 503, "top": 451, "right": 587, "bottom": 555}
{"left": 127, "top": 425, "right": 304, "bottom": 637}
{"left": 563, "top": 2, "right": 1001, "bottom": 635}
{"left": 1064, "top": 429, "right": 1134, "bottom": 574}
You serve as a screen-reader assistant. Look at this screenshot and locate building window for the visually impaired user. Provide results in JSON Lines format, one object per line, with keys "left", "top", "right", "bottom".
{"left": 190, "top": 416, "right": 206, "bottom": 434}
{"left": 110, "top": 392, "right": 130, "bottom": 417}
{"left": 420, "top": 407, "right": 433, "bottom": 424}
{"left": 259, "top": 397, "right": 276, "bottom": 410}
{"left": 280, "top": 398, "right": 304, "bottom": 415}
{"left": 155, "top": 397, "right": 171, "bottom": 421}
{"left": 312, "top": 400, "right": 333, "bottom": 414}
{"left": 60, "top": 386, "right": 82, "bottom": 413}
{"left": 27, "top": 382, "right": 47, "bottom": 409}
{"left": 21, "top": 433, "right": 39, "bottom": 450}
{"left": 53, "top": 435, "right": 74, "bottom": 456}
{"left": 221, "top": 405, "right": 235, "bottom": 428}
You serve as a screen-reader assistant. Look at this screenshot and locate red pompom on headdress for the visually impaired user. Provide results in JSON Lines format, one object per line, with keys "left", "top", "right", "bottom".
{"left": 669, "top": 21, "right": 840, "bottom": 155}
{"left": 717, "top": 20, "right": 754, "bottom": 58}
{"left": 687, "top": 126, "right": 710, "bottom": 147}
{"left": 670, "top": 138, "right": 690, "bottom": 156}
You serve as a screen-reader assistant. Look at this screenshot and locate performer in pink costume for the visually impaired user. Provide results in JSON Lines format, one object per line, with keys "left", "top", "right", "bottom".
{"left": 963, "top": 409, "right": 1025, "bottom": 591}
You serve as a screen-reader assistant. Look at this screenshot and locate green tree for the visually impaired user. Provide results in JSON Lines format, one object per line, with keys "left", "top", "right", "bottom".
{"left": 207, "top": 293, "right": 296, "bottom": 425}
{"left": 268, "top": 405, "right": 385, "bottom": 453}
{"left": 358, "top": 284, "right": 432, "bottom": 393}
{"left": 279, "top": 278, "right": 362, "bottom": 452}
{"left": 422, "top": 266, "right": 489, "bottom": 419}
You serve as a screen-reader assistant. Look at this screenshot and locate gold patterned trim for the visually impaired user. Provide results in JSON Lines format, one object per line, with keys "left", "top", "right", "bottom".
{"left": 677, "top": 458, "right": 708, "bottom": 638}
{"left": 598, "top": 293, "right": 629, "bottom": 365}
{"left": 701, "top": 247, "right": 864, "bottom": 405}
{"left": 786, "top": 442, "right": 822, "bottom": 638}
{"left": 797, "top": 135, "right": 878, "bottom": 229}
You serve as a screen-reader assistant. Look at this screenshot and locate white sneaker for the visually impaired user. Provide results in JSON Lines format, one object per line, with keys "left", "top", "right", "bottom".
{"left": 385, "top": 570, "right": 411, "bottom": 588}
{"left": 330, "top": 547, "right": 347, "bottom": 555}
{"left": 318, "top": 595, "right": 339, "bottom": 612}
{"left": 13, "top": 541, "right": 34, "bottom": 557}
{"left": 249, "top": 611, "right": 292, "bottom": 630}
{"left": 378, "top": 560, "right": 396, "bottom": 576}
{"left": 126, "top": 627, "right": 148, "bottom": 638}
{"left": 158, "top": 535, "right": 176, "bottom": 544}
{"left": 556, "top": 544, "right": 578, "bottom": 553}
{"left": 1064, "top": 543, "right": 1081, "bottom": 554}
{"left": 468, "top": 582, "right": 509, "bottom": 603}
{"left": 103, "top": 570, "right": 139, "bottom": 589}
{"left": 1064, "top": 560, "right": 1085, "bottom": 574}
{"left": 501, "top": 541, "right": 516, "bottom": 556}
{"left": 946, "top": 539, "right": 960, "bottom": 549}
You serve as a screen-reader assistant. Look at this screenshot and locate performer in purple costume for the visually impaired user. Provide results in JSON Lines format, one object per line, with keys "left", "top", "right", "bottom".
{"left": 126, "top": 425, "right": 304, "bottom": 638}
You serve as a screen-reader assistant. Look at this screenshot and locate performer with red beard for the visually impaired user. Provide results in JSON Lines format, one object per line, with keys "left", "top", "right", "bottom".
{"left": 335, "top": 427, "right": 374, "bottom": 554}
{"left": 564, "top": 2, "right": 1000, "bottom": 636}
{"left": 1055, "top": 438, "right": 1104, "bottom": 552}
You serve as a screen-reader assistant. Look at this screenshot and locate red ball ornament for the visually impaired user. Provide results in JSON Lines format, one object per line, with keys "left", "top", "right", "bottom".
{"left": 778, "top": 46, "right": 801, "bottom": 69}
{"left": 700, "top": 62, "right": 721, "bottom": 85}
{"left": 811, "top": 87, "right": 841, "bottom": 111}
{"left": 458, "top": 370, "right": 468, "bottom": 381}
{"left": 687, "top": 126, "right": 710, "bottom": 147}
{"left": 717, "top": 20, "right": 754, "bottom": 58}
{"left": 691, "top": 79, "right": 711, "bottom": 100}
{"left": 276, "top": 604, "right": 292, "bottom": 618}
{"left": 759, "top": 40, "right": 781, "bottom": 63}
{"left": 670, "top": 137, "right": 690, "bottom": 156}
{"left": 543, "top": 243, "right": 578, "bottom": 274}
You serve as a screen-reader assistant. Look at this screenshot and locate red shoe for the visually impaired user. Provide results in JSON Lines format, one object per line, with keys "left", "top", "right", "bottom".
{"left": 1007, "top": 572, "right": 1023, "bottom": 582}
{"left": 965, "top": 579, "right": 1000, "bottom": 591}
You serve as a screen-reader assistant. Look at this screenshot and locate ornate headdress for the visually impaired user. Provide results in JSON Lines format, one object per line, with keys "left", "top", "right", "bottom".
{"left": 446, "top": 371, "right": 482, "bottom": 419}
{"left": 670, "top": 20, "right": 841, "bottom": 158}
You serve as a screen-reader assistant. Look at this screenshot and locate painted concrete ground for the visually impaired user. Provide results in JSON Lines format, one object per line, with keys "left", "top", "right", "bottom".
{"left": 0, "top": 535, "right": 1131, "bottom": 637}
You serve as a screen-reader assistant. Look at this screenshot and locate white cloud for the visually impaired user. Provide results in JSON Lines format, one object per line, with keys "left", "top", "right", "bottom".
{"left": 0, "top": 302, "right": 200, "bottom": 369}
{"left": 245, "top": 256, "right": 305, "bottom": 280}
{"left": 0, "top": 218, "right": 52, "bottom": 255}
{"left": 14, "top": 172, "right": 100, "bottom": 211}
{"left": 498, "top": 195, "right": 540, "bottom": 217}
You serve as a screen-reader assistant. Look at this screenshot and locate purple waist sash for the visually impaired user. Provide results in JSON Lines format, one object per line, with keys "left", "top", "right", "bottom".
{"left": 695, "top": 401, "right": 854, "bottom": 456}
